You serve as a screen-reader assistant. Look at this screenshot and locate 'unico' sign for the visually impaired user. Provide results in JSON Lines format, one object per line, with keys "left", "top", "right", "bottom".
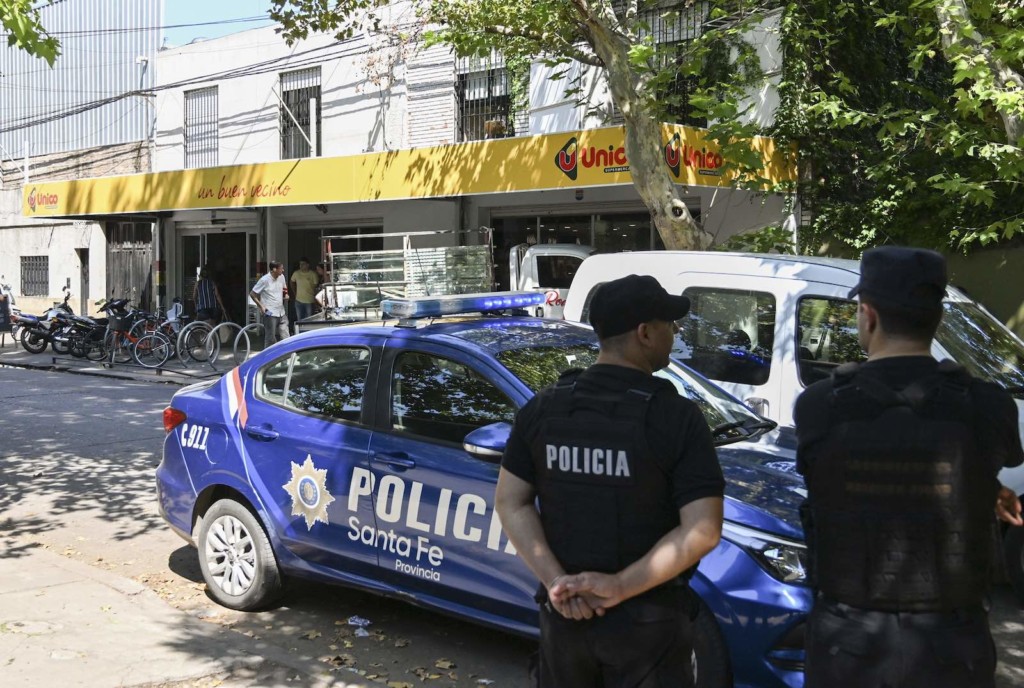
{"left": 27, "top": 187, "right": 59, "bottom": 213}
{"left": 555, "top": 137, "right": 630, "bottom": 180}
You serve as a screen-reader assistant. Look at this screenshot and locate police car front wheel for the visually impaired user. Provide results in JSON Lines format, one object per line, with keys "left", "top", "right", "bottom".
{"left": 198, "top": 499, "right": 283, "bottom": 611}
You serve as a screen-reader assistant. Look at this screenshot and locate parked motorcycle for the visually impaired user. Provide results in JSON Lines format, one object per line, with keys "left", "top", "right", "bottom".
{"left": 18, "top": 287, "right": 75, "bottom": 354}
{"left": 64, "top": 299, "right": 130, "bottom": 360}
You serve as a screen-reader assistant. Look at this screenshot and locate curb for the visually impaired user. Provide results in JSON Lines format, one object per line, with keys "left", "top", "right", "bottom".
{"left": 0, "top": 354, "right": 223, "bottom": 386}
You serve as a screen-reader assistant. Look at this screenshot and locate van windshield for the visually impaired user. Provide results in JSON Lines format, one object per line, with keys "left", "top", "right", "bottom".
{"left": 936, "top": 302, "right": 1024, "bottom": 395}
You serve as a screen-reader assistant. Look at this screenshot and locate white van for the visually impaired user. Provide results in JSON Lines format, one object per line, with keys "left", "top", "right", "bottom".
{"left": 564, "top": 251, "right": 1024, "bottom": 481}
{"left": 565, "top": 250, "right": 1024, "bottom": 598}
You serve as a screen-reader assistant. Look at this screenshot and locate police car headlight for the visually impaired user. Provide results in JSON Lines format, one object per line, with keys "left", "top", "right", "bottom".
{"left": 722, "top": 521, "right": 808, "bottom": 584}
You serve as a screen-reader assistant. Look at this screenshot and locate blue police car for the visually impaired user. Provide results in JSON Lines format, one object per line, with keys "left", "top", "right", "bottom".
{"left": 156, "top": 292, "right": 812, "bottom": 688}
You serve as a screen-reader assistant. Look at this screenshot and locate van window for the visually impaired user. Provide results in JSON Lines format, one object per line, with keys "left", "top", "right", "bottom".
{"left": 797, "top": 298, "right": 865, "bottom": 386}
{"left": 579, "top": 282, "right": 607, "bottom": 325}
{"left": 678, "top": 287, "right": 775, "bottom": 386}
{"left": 937, "top": 302, "right": 1024, "bottom": 392}
{"left": 536, "top": 255, "right": 584, "bottom": 289}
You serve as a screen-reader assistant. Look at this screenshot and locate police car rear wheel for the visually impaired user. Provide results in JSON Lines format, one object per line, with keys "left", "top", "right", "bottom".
{"left": 692, "top": 599, "right": 731, "bottom": 688}
{"left": 198, "top": 499, "right": 282, "bottom": 611}
{"left": 1004, "top": 525, "right": 1024, "bottom": 604}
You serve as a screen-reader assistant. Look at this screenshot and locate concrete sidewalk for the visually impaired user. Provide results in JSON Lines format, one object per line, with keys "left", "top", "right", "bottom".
{"left": 0, "top": 547, "right": 370, "bottom": 688}
{"left": 0, "top": 341, "right": 223, "bottom": 386}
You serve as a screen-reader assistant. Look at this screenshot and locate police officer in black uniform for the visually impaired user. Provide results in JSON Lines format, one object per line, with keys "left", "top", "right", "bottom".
{"left": 795, "top": 246, "right": 1024, "bottom": 688}
{"left": 495, "top": 274, "right": 725, "bottom": 688}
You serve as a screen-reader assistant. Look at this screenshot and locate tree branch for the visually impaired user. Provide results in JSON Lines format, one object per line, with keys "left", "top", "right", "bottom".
{"left": 481, "top": 25, "right": 605, "bottom": 67}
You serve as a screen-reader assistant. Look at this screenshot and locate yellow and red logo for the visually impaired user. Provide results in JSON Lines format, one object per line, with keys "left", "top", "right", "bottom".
{"left": 555, "top": 137, "right": 579, "bottom": 181}
{"left": 27, "top": 187, "right": 59, "bottom": 213}
{"left": 665, "top": 135, "right": 724, "bottom": 179}
{"left": 555, "top": 136, "right": 630, "bottom": 180}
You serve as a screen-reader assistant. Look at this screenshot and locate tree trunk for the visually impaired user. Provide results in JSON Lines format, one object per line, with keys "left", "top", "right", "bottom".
{"left": 574, "top": 2, "right": 715, "bottom": 249}
{"left": 934, "top": 0, "right": 1023, "bottom": 145}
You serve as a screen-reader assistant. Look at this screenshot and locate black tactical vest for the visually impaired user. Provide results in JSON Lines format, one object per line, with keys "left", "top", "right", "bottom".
{"left": 528, "top": 370, "right": 680, "bottom": 575}
{"left": 807, "top": 361, "right": 995, "bottom": 612}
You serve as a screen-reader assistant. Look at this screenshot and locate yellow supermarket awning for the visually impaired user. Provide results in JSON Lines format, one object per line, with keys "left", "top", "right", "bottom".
{"left": 23, "top": 124, "right": 796, "bottom": 218}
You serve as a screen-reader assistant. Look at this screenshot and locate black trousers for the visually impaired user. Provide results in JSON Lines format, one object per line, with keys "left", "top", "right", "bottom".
{"left": 805, "top": 599, "right": 996, "bottom": 688}
{"left": 537, "top": 587, "right": 694, "bottom": 688}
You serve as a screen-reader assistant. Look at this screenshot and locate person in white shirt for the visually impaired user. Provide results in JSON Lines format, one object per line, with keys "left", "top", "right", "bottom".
{"left": 249, "top": 261, "right": 290, "bottom": 348}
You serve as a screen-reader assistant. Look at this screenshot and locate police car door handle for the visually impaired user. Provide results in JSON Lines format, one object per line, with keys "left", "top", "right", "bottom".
{"left": 244, "top": 423, "right": 279, "bottom": 441}
{"left": 371, "top": 452, "right": 416, "bottom": 470}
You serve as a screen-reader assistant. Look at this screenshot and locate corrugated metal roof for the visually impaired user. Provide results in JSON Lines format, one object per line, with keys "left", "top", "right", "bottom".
{"left": 0, "top": 0, "right": 161, "bottom": 159}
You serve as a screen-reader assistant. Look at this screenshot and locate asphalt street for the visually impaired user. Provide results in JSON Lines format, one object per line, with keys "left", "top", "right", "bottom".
{"left": 1, "top": 363, "right": 1022, "bottom": 687}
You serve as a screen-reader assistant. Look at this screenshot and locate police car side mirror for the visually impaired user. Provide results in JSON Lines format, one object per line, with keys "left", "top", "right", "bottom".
{"left": 463, "top": 422, "right": 512, "bottom": 460}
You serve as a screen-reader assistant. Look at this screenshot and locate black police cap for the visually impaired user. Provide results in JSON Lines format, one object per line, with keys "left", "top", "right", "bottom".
{"left": 848, "top": 246, "right": 947, "bottom": 311}
{"left": 588, "top": 274, "right": 690, "bottom": 339}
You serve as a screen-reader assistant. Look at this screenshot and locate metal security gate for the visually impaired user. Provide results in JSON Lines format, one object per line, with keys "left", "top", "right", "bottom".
{"left": 106, "top": 221, "right": 153, "bottom": 307}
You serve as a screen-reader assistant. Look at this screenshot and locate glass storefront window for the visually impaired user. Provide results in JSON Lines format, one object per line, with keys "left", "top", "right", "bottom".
{"left": 493, "top": 208, "right": 693, "bottom": 287}
{"left": 493, "top": 217, "right": 537, "bottom": 289}
{"left": 594, "top": 212, "right": 652, "bottom": 253}
{"left": 538, "top": 215, "right": 590, "bottom": 245}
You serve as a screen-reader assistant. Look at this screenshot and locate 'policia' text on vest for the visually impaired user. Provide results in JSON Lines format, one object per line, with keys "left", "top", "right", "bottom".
{"left": 545, "top": 445, "right": 631, "bottom": 477}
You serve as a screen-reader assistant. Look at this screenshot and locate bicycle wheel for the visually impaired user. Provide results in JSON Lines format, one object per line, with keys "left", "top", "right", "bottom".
{"left": 104, "top": 330, "right": 133, "bottom": 364}
{"left": 133, "top": 332, "right": 172, "bottom": 369}
{"left": 180, "top": 322, "right": 212, "bottom": 362}
{"left": 84, "top": 330, "right": 107, "bottom": 361}
{"left": 129, "top": 318, "right": 157, "bottom": 342}
{"left": 68, "top": 333, "right": 88, "bottom": 358}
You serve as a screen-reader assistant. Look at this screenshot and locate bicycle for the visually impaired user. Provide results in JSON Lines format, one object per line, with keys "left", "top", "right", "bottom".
{"left": 133, "top": 331, "right": 173, "bottom": 368}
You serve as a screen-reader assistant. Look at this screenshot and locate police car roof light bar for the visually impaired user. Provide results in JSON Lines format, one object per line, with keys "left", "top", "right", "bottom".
{"left": 381, "top": 291, "right": 546, "bottom": 319}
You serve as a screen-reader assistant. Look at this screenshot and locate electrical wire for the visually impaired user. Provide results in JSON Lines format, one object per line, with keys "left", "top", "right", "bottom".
{"left": 0, "top": 38, "right": 367, "bottom": 134}
{"left": 0, "top": 16, "right": 271, "bottom": 39}
{"left": 0, "top": 18, "right": 422, "bottom": 140}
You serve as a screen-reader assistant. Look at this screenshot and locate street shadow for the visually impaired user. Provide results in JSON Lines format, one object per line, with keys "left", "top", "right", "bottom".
{"left": 167, "top": 573, "right": 537, "bottom": 688}
{"left": 168, "top": 545, "right": 204, "bottom": 583}
{"left": 0, "top": 368, "right": 171, "bottom": 559}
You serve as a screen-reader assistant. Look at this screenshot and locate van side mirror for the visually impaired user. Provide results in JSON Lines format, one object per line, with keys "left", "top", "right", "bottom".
{"left": 745, "top": 397, "right": 769, "bottom": 417}
{"left": 463, "top": 422, "right": 512, "bottom": 460}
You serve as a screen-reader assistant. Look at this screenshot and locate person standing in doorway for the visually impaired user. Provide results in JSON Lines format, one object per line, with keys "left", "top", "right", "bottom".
{"left": 249, "top": 261, "right": 289, "bottom": 348}
{"left": 193, "top": 267, "right": 228, "bottom": 327}
{"left": 495, "top": 274, "right": 724, "bottom": 688}
{"left": 795, "top": 246, "right": 1024, "bottom": 688}
{"left": 290, "top": 257, "right": 319, "bottom": 323}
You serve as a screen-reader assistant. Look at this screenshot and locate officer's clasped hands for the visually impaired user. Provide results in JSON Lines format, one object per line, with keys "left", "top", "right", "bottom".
{"left": 549, "top": 572, "right": 628, "bottom": 620}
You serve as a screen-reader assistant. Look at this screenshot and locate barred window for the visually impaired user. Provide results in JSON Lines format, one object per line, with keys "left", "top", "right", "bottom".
{"left": 280, "top": 67, "right": 322, "bottom": 159}
{"left": 456, "top": 53, "right": 513, "bottom": 143}
{"left": 184, "top": 87, "right": 219, "bottom": 169}
{"left": 21, "top": 255, "right": 48, "bottom": 296}
{"left": 635, "top": 3, "right": 709, "bottom": 128}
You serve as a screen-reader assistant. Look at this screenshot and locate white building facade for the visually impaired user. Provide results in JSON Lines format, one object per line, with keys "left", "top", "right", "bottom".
{"left": 24, "top": 4, "right": 792, "bottom": 323}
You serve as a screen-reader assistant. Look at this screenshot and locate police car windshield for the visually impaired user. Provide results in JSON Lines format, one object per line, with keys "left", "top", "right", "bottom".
{"left": 937, "top": 302, "right": 1024, "bottom": 396}
{"left": 496, "top": 344, "right": 764, "bottom": 437}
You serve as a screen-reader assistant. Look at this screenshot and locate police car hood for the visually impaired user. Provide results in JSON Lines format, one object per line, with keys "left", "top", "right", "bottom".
{"left": 716, "top": 440, "right": 805, "bottom": 540}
